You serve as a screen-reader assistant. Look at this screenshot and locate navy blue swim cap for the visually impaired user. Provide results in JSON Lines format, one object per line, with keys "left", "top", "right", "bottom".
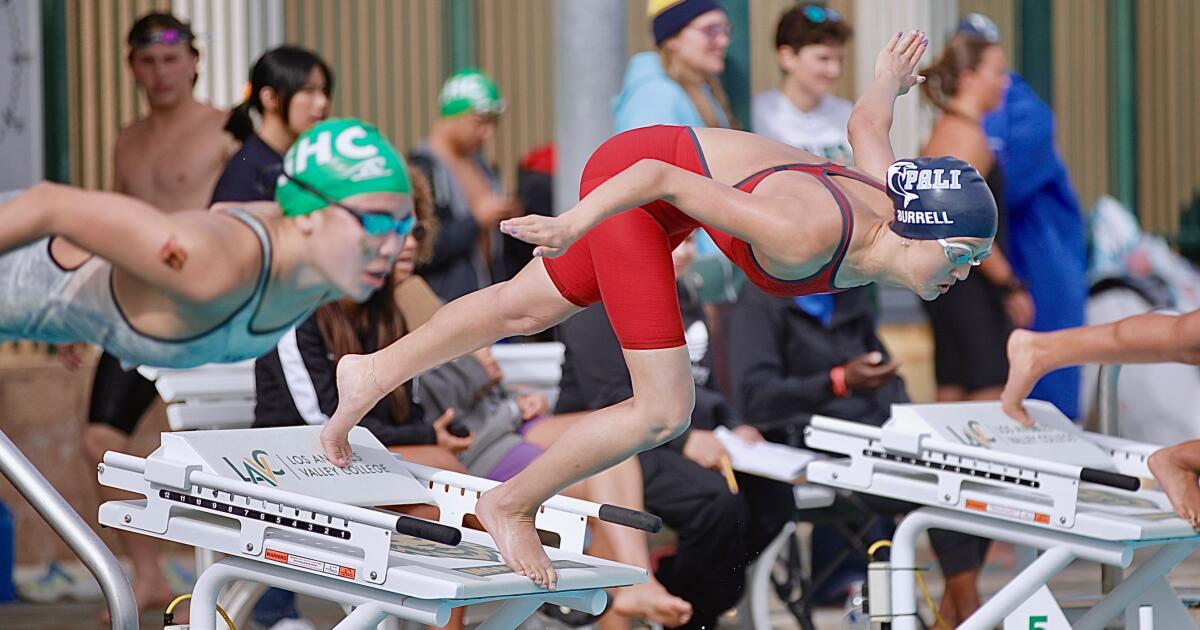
{"left": 886, "top": 156, "right": 997, "bottom": 240}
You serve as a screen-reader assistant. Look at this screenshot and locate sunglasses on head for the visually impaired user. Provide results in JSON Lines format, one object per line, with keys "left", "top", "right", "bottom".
{"left": 802, "top": 5, "right": 842, "bottom": 23}
{"left": 276, "top": 169, "right": 415, "bottom": 238}
{"left": 938, "top": 238, "right": 991, "bottom": 266}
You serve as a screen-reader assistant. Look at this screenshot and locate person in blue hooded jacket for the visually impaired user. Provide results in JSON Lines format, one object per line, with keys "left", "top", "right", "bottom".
{"left": 613, "top": 0, "right": 736, "bottom": 133}
{"left": 961, "top": 14, "right": 1087, "bottom": 419}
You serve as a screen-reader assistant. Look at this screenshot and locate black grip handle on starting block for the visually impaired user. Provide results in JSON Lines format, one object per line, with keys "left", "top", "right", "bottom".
{"left": 598, "top": 504, "right": 663, "bottom": 533}
{"left": 395, "top": 515, "right": 462, "bottom": 546}
{"left": 1080, "top": 467, "right": 1141, "bottom": 492}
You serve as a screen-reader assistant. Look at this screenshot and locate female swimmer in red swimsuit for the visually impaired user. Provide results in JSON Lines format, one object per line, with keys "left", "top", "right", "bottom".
{"left": 322, "top": 30, "right": 997, "bottom": 589}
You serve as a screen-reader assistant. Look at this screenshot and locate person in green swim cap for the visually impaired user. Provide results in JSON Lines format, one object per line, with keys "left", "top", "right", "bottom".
{"left": 413, "top": 67, "right": 522, "bottom": 300}
{"left": 0, "top": 116, "right": 415, "bottom": 368}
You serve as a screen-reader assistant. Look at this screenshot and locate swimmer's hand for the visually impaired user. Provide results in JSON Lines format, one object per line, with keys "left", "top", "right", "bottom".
{"left": 498, "top": 214, "right": 583, "bottom": 258}
{"left": 876, "top": 29, "right": 929, "bottom": 96}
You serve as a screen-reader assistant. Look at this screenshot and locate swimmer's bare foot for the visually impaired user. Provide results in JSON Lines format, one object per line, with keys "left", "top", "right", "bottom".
{"left": 1002, "top": 329, "right": 1041, "bottom": 426}
{"left": 1149, "top": 447, "right": 1200, "bottom": 528}
{"left": 611, "top": 580, "right": 693, "bottom": 627}
{"left": 321, "top": 354, "right": 386, "bottom": 467}
{"left": 476, "top": 487, "right": 557, "bottom": 590}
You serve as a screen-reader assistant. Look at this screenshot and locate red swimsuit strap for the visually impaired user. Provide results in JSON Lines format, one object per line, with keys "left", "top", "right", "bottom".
{"left": 733, "top": 162, "right": 886, "bottom": 291}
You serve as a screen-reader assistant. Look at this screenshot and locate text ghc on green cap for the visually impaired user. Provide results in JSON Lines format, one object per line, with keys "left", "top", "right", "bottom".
{"left": 276, "top": 118, "right": 415, "bottom": 236}
{"left": 439, "top": 68, "right": 505, "bottom": 117}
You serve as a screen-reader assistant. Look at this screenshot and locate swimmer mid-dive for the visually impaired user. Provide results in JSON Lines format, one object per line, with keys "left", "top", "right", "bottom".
{"left": 0, "top": 118, "right": 415, "bottom": 369}
{"left": 321, "top": 30, "right": 995, "bottom": 590}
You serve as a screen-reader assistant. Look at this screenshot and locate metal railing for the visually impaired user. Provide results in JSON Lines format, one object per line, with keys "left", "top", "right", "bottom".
{"left": 0, "top": 430, "right": 138, "bottom": 629}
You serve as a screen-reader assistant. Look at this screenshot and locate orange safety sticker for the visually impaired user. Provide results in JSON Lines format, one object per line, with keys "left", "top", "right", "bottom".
{"left": 265, "top": 548, "right": 356, "bottom": 580}
{"left": 963, "top": 499, "right": 1050, "bottom": 525}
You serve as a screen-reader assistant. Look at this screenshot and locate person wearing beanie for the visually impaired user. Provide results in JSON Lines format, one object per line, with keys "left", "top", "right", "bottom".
{"left": 613, "top": 0, "right": 736, "bottom": 132}
{"left": 412, "top": 68, "right": 524, "bottom": 302}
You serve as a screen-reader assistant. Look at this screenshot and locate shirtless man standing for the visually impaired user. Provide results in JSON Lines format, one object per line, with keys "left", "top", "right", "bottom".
{"left": 64, "top": 12, "right": 236, "bottom": 617}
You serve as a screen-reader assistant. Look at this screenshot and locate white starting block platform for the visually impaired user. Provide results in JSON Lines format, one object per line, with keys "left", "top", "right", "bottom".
{"left": 98, "top": 426, "right": 652, "bottom": 629}
{"left": 805, "top": 401, "right": 1200, "bottom": 630}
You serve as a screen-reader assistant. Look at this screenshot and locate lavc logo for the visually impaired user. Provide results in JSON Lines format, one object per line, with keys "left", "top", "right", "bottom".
{"left": 222, "top": 450, "right": 286, "bottom": 486}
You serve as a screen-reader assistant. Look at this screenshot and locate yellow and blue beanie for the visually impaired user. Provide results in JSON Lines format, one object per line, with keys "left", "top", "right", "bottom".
{"left": 648, "top": 0, "right": 725, "bottom": 45}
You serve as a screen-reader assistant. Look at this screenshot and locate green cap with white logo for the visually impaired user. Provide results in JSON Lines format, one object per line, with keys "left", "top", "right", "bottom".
{"left": 439, "top": 68, "right": 505, "bottom": 117}
{"left": 275, "top": 118, "right": 412, "bottom": 217}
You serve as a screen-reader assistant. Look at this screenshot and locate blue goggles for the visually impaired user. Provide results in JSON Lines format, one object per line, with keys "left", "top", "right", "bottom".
{"left": 939, "top": 239, "right": 991, "bottom": 266}
{"left": 277, "top": 169, "right": 415, "bottom": 238}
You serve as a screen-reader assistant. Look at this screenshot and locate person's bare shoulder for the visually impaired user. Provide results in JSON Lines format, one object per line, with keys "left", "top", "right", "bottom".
{"left": 922, "top": 116, "right": 993, "bottom": 173}
{"left": 197, "top": 103, "right": 239, "bottom": 153}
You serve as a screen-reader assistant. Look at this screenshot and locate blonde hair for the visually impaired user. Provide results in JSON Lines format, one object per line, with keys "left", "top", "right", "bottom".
{"left": 658, "top": 46, "right": 738, "bottom": 130}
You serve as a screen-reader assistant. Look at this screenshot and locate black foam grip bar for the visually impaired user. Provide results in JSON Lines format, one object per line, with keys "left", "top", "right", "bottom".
{"left": 598, "top": 504, "right": 663, "bottom": 533}
{"left": 394, "top": 515, "right": 463, "bottom": 546}
{"left": 1080, "top": 467, "right": 1141, "bottom": 492}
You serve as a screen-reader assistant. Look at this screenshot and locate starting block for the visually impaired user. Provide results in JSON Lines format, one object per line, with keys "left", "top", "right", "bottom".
{"left": 805, "top": 401, "right": 1200, "bottom": 630}
{"left": 98, "top": 426, "right": 652, "bottom": 629}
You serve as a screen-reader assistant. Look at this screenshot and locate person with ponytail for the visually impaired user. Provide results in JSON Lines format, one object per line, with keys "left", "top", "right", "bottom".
{"left": 212, "top": 46, "right": 334, "bottom": 203}
{"left": 917, "top": 29, "right": 1029, "bottom": 627}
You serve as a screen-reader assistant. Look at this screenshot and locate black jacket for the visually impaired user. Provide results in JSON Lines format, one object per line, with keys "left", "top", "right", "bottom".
{"left": 253, "top": 317, "right": 436, "bottom": 447}
{"left": 555, "top": 284, "right": 744, "bottom": 451}
{"left": 727, "top": 285, "right": 908, "bottom": 444}
{"left": 408, "top": 150, "right": 487, "bottom": 302}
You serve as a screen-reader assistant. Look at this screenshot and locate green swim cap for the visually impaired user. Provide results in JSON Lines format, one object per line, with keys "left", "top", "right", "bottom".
{"left": 439, "top": 68, "right": 505, "bottom": 117}
{"left": 276, "top": 118, "right": 412, "bottom": 217}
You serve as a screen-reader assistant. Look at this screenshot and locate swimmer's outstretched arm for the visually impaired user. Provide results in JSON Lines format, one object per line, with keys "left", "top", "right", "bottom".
{"left": 848, "top": 30, "right": 929, "bottom": 181}
{"left": 2, "top": 183, "right": 233, "bottom": 302}
{"left": 502, "top": 157, "right": 830, "bottom": 262}
{"left": 1002, "top": 310, "right": 1200, "bottom": 424}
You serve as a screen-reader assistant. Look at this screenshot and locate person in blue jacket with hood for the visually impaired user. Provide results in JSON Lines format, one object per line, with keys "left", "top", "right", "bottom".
{"left": 961, "top": 14, "right": 1087, "bottom": 419}
{"left": 613, "top": 0, "right": 736, "bottom": 133}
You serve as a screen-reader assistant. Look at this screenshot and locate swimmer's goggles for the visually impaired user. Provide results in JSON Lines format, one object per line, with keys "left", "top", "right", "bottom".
{"left": 277, "top": 170, "right": 416, "bottom": 238}
{"left": 939, "top": 238, "right": 991, "bottom": 266}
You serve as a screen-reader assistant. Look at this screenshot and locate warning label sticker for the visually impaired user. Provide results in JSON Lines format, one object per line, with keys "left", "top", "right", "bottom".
{"left": 265, "top": 548, "right": 356, "bottom": 580}
{"left": 965, "top": 499, "right": 1050, "bottom": 524}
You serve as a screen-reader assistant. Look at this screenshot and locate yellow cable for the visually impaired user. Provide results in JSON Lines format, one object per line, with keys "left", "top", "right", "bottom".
{"left": 867, "top": 539, "right": 951, "bottom": 630}
{"left": 915, "top": 570, "right": 953, "bottom": 630}
{"left": 164, "top": 593, "right": 237, "bottom": 630}
{"left": 867, "top": 539, "right": 892, "bottom": 559}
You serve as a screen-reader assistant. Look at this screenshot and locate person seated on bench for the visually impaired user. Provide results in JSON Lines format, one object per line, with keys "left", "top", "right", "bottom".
{"left": 1002, "top": 310, "right": 1200, "bottom": 526}
{"left": 556, "top": 236, "right": 794, "bottom": 630}
{"left": 726, "top": 282, "right": 989, "bottom": 622}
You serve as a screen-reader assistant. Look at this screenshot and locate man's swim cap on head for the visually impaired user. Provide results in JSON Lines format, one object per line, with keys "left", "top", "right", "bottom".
{"left": 886, "top": 156, "right": 997, "bottom": 240}
{"left": 439, "top": 68, "right": 505, "bottom": 117}
{"left": 276, "top": 118, "right": 411, "bottom": 217}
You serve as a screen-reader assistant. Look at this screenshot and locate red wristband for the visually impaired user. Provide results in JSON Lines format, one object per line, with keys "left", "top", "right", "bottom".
{"left": 830, "top": 365, "right": 849, "bottom": 397}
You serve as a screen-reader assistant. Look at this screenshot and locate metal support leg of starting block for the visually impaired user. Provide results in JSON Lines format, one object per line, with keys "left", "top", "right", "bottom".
{"left": 888, "top": 507, "right": 1130, "bottom": 630}
{"left": 190, "top": 557, "right": 451, "bottom": 630}
{"left": 958, "top": 547, "right": 1074, "bottom": 630}
{"left": 473, "top": 590, "right": 607, "bottom": 630}
{"left": 1075, "top": 542, "right": 1196, "bottom": 630}
{"left": 738, "top": 521, "right": 798, "bottom": 630}
{"left": 335, "top": 603, "right": 390, "bottom": 629}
